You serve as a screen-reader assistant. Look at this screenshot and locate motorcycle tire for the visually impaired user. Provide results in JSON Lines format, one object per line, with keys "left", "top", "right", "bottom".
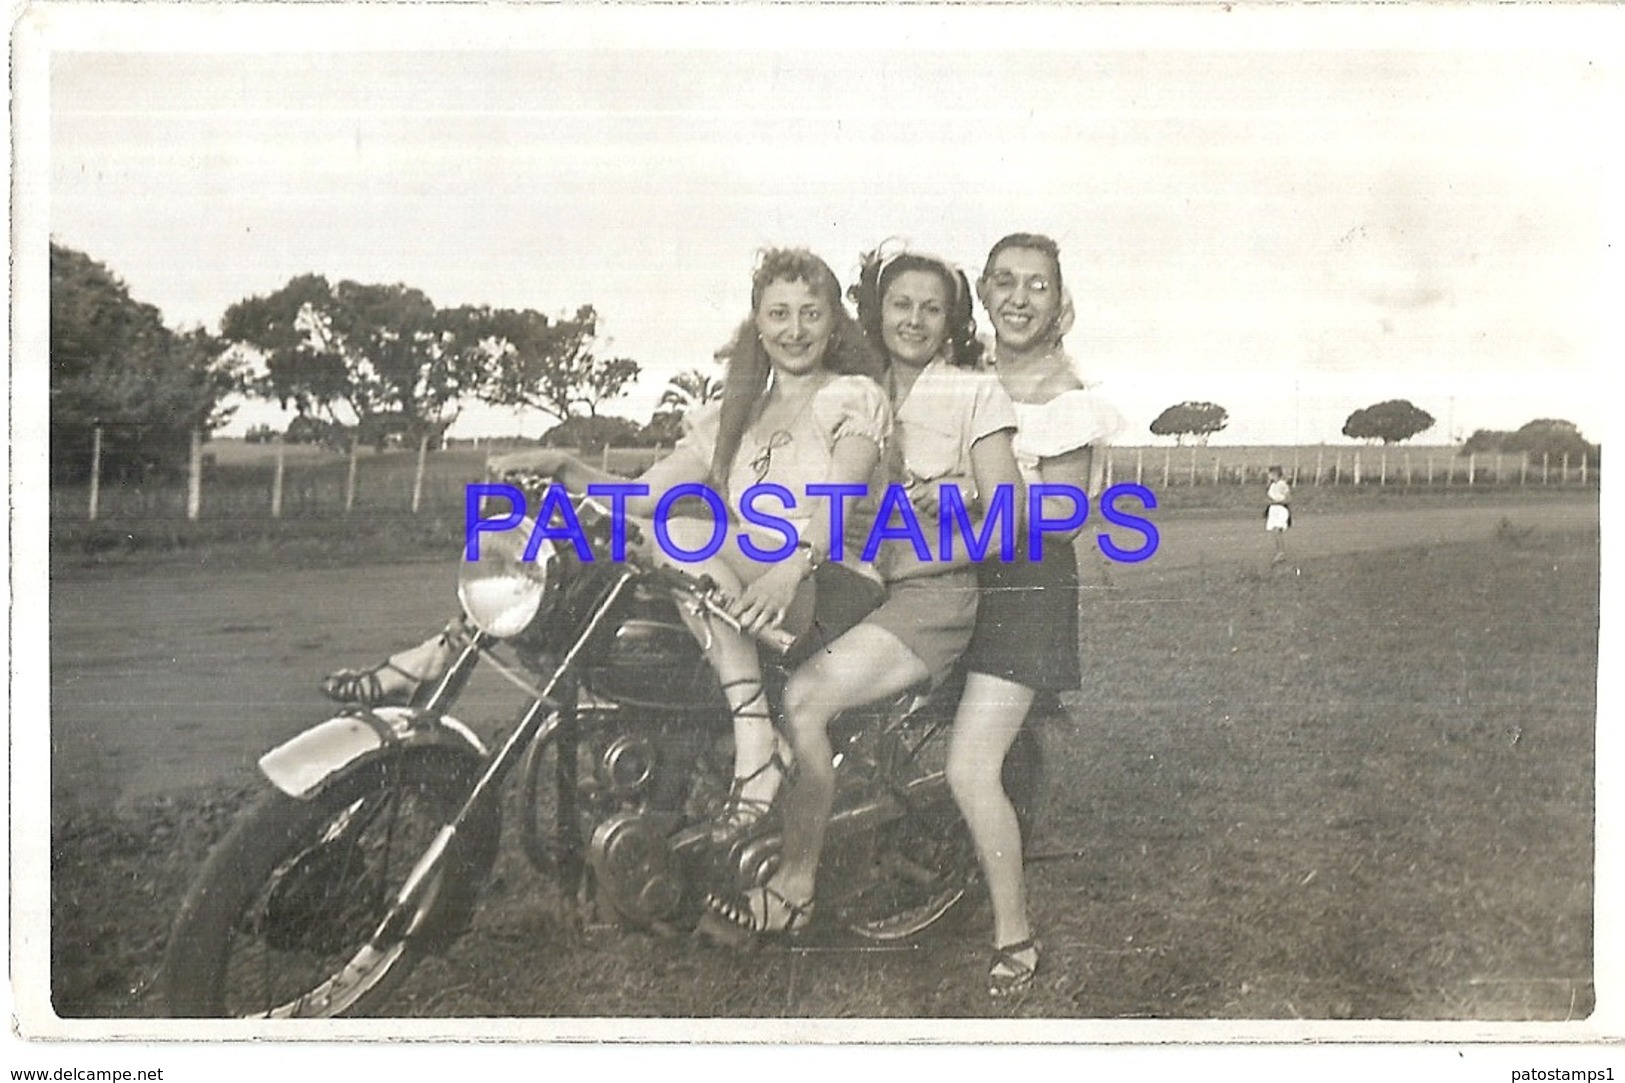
{"left": 161, "top": 749, "right": 497, "bottom": 1018}
{"left": 841, "top": 721, "right": 1043, "bottom": 943}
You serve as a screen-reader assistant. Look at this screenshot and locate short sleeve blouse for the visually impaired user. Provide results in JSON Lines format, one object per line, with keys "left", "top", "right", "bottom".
{"left": 675, "top": 373, "right": 892, "bottom": 529}
{"left": 893, "top": 359, "right": 1018, "bottom": 487}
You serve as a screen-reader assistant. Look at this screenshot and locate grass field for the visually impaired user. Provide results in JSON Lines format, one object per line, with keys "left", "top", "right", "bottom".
{"left": 47, "top": 515, "right": 1598, "bottom": 1022}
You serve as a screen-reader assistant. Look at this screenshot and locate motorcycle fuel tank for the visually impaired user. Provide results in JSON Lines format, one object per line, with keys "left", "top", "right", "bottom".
{"left": 587, "top": 614, "right": 728, "bottom": 713}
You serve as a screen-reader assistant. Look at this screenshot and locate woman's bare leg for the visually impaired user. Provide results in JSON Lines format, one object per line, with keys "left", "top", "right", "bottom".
{"left": 657, "top": 519, "right": 786, "bottom": 818}
{"left": 947, "top": 672, "right": 1037, "bottom": 967}
{"left": 763, "top": 625, "right": 931, "bottom": 925}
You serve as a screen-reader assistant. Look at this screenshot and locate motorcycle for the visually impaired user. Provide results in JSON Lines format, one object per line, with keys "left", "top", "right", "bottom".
{"left": 161, "top": 482, "right": 1036, "bottom": 1018}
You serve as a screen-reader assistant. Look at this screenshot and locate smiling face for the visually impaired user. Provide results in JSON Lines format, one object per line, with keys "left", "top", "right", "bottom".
{"left": 880, "top": 268, "right": 951, "bottom": 369}
{"left": 978, "top": 244, "right": 1063, "bottom": 356}
{"left": 753, "top": 277, "right": 834, "bottom": 376}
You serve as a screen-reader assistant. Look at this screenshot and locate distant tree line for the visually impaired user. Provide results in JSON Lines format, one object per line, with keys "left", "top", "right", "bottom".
{"left": 1460, "top": 419, "right": 1599, "bottom": 465}
{"left": 49, "top": 244, "right": 240, "bottom": 481}
{"left": 1147, "top": 394, "right": 1594, "bottom": 463}
{"left": 49, "top": 242, "right": 659, "bottom": 478}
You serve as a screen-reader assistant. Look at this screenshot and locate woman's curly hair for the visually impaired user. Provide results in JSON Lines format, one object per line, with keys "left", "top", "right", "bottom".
{"left": 849, "top": 245, "right": 983, "bottom": 370}
{"left": 707, "top": 248, "right": 885, "bottom": 495}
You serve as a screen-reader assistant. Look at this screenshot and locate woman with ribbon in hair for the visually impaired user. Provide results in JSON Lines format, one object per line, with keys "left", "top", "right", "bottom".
{"left": 702, "top": 242, "right": 1025, "bottom": 953}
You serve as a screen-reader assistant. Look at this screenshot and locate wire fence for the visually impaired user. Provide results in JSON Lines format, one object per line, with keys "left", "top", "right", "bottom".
{"left": 51, "top": 427, "right": 666, "bottom": 524}
{"left": 1101, "top": 444, "right": 1597, "bottom": 492}
{"left": 50, "top": 428, "right": 1599, "bottom": 526}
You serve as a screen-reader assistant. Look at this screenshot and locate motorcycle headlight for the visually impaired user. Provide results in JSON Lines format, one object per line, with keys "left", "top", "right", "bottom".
{"left": 457, "top": 518, "right": 554, "bottom": 638}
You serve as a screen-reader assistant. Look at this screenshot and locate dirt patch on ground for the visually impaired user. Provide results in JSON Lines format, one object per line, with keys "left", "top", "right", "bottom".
{"left": 47, "top": 522, "right": 1597, "bottom": 1021}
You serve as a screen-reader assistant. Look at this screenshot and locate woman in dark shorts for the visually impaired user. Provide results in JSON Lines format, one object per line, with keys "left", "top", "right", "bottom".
{"left": 948, "top": 233, "right": 1125, "bottom": 996}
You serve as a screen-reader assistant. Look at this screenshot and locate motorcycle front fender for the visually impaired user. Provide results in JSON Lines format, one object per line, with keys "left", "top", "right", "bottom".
{"left": 259, "top": 706, "right": 490, "bottom": 800}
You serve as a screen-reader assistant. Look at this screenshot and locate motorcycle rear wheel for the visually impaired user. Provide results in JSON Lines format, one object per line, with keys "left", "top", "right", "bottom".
{"left": 838, "top": 723, "right": 1042, "bottom": 942}
{"left": 161, "top": 750, "right": 496, "bottom": 1018}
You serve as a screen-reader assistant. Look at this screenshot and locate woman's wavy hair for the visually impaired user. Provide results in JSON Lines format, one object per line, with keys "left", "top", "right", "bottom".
{"left": 707, "top": 248, "right": 884, "bottom": 493}
{"left": 849, "top": 244, "right": 983, "bottom": 370}
{"left": 980, "top": 231, "right": 1064, "bottom": 296}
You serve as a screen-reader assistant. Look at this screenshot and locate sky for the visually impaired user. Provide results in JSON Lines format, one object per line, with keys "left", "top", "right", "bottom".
{"left": 27, "top": 3, "right": 1622, "bottom": 447}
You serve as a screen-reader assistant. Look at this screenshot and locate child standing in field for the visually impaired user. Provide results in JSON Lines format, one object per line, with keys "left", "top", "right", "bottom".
{"left": 1265, "top": 465, "right": 1292, "bottom": 565}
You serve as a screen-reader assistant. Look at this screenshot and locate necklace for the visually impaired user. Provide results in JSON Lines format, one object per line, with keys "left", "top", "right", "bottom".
{"left": 745, "top": 373, "right": 829, "bottom": 483}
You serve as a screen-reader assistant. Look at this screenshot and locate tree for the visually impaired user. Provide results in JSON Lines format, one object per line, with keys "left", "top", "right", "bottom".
{"left": 49, "top": 242, "right": 239, "bottom": 480}
{"left": 1461, "top": 419, "right": 1597, "bottom": 463}
{"left": 640, "top": 367, "right": 725, "bottom": 447}
{"left": 658, "top": 368, "right": 724, "bottom": 413}
{"left": 540, "top": 414, "right": 645, "bottom": 454}
{"left": 640, "top": 410, "right": 686, "bottom": 447}
{"left": 1342, "top": 399, "right": 1436, "bottom": 445}
{"left": 472, "top": 304, "right": 641, "bottom": 421}
{"left": 1461, "top": 428, "right": 1515, "bottom": 455}
{"left": 222, "top": 276, "right": 478, "bottom": 442}
{"left": 1149, "top": 401, "right": 1229, "bottom": 446}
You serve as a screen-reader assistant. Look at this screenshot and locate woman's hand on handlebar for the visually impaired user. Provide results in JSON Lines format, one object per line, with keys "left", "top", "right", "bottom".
{"left": 730, "top": 560, "right": 805, "bottom": 636}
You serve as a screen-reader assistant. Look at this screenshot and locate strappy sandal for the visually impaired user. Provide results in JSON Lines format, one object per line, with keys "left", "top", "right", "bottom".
{"left": 319, "top": 659, "right": 433, "bottom": 708}
{"left": 699, "top": 884, "right": 814, "bottom": 949}
{"left": 320, "top": 621, "right": 467, "bottom": 708}
{"left": 988, "top": 937, "right": 1041, "bottom": 998}
{"left": 712, "top": 754, "right": 792, "bottom": 844}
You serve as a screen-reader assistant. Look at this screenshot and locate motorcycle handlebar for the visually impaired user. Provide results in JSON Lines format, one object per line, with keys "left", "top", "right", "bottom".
{"left": 499, "top": 472, "right": 798, "bottom": 656}
{"left": 625, "top": 554, "right": 798, "bottom": 657}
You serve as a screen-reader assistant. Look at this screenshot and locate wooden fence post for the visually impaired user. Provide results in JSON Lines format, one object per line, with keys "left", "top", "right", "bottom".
{"left": 1542, "top": 452, "right": 1549, "bottom": 484}
{"left": 87, "top": 424, "right": 103, "bottom": 521}
{"left": 1162, "top": 447, "right": 1171, "bottom": 490}
{"left": 1520, "top": 455, "right": 1527, "bottom": 486}
{"left": 411, "top": 433, "right": 430, "bottom": 514}
{"left": 186, "top": 429, "right": 203, "bottom": 520}
{"left": 271, "top": 437, "right": 285, "bottom": 518}
{"left": 1333, "top": 450, "right": 1342, "bottom": 485}
{"left": 1379, "top": 450, "right": 1387, "bottom": 486}
{"left": 1468, "top": 453, "right": 1476, "bottom": 486}
{"left": 1105, "top": 451, "right": 1115, "bottom": 486}
{"left": 1352, "top": 450, "right": 1361, "bottom": 485}
{"left": 1581, "top": 453, "right": 1588, "bottom": 484}
{"left": 1562, "top": 452, "right": 1570, "bottom": 483}
{"left": 1188, "top": 446, "right": 1197, "bottom": 486}
{"left": 1212, "top": 453, "right": 1221, "bottom": 485}
{"left": 1315, "top": 446, "right": 1324, "bottom": 486}
{"left": 345, "top": 440, "right": 360, "bottom": 512}
{"left": 1404, "top": 451, "right": 1411, "bottom": 485}
{"left": 1426, "top": 453, "right": 1433, "bottom": 485}
{"left": 1135, "top": 447, "right": 1143, "bottom": 486}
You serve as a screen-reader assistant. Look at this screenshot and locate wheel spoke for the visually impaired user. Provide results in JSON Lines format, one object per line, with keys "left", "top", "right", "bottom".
{"left": 206, "top": 765, "right": 471, "bottom": 1016}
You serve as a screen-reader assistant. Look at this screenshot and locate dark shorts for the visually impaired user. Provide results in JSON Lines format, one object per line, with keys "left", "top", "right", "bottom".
{"left": 962, "top": 544, "right": 1081, "bottom": 693}
{"left": 783, "top": 562, "right": 888, "bottom": 669}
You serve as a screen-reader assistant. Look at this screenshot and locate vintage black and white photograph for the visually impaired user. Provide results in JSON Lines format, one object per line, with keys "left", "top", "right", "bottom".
{"left": 9, "top": 0, "right": 1619, "bottom": 1059}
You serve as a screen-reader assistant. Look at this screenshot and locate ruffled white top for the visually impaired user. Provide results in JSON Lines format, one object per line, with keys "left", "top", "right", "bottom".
{"left": 1009, "top": 384, "right": 1127, "bottom": 485}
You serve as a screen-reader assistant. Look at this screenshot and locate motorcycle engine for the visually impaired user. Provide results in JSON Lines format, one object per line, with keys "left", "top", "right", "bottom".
{"left": 587, "top": 812, "right": 685, "bottom": 926}
{"left": 576, "top": 719, "right": 724, "bottom": 927}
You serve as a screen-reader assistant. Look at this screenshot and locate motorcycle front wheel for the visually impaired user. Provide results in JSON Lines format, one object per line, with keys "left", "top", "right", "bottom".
{"left": 161, "top": 750, "right": 497, "bottom": 1018}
